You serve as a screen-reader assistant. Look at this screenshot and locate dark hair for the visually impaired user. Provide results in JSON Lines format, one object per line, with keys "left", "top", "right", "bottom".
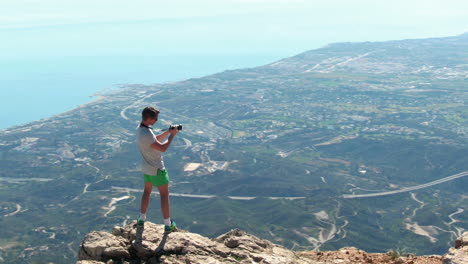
{"left": 142, "top": 107, "right": 160, "bottom": 121}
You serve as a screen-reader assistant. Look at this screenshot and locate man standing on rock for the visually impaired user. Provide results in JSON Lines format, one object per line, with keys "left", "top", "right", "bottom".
{"left": 136, "top": 106, "right": 178, "bottom": 232}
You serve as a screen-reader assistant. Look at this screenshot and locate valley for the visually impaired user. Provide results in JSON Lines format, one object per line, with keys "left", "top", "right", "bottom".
{"left": 0, "top": 33, "right": 467, "bottom": 263}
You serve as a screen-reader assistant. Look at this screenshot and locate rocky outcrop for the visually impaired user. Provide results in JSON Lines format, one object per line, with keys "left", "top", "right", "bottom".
{"left": 300, "top": 247, "right": 443, "bottom": 264}
{"left": 78, "top": 231, "right": 131, "bottom": 260}
{"left": 78, "top": 221, "right": 313, "bottom": 264}
{"left": 444, "top": 232, "right": 468, "bottom": 264}
{"left": 78, "top": 221, "right": 464, "bottom": 264}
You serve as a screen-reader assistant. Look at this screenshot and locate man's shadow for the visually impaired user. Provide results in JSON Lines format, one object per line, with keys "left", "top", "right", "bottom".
{"left": 135, "top": 225, "right": 144, "bottom": 244}
{"left": 155, "top": 232, "right": 169, "bottom": 256}
{"left": 135, "top": 225, "right": 169, "bottom": 257}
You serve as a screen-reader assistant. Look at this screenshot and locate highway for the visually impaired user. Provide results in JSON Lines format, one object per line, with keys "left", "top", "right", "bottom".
{"left": 343, "top": 170, "right": 468, "bottom": 198}
{"left": 108, "top": 171, "right": 468, "bottom": 200}
{"left": 111, "top": 186, "right": 305, "bottom": 200}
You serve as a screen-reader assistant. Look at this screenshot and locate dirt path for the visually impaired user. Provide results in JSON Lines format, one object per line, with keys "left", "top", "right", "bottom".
{"left": 103, "top": 195, "right": 134, "bottom": 217}
{"left": 4, "top": 203, "right": 22, "bottom": 217}
{"left": 404, "top": 193, "right": 438, "bottom": 243}
{"left": 448, "top": 208, "right": 464, "bottom": 225}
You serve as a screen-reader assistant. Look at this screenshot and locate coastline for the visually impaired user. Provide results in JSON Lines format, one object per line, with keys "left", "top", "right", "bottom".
{"left": 0, "top": 88, "right": 111, "bottom": 133}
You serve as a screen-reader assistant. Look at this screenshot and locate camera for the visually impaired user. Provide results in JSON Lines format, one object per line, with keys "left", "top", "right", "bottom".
{"left": 169, "top": 124, "right": 183, "bottom": 131}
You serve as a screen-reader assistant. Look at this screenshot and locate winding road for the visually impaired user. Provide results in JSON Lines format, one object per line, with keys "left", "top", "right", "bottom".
{"left": 120, "top": 92, "right": 162, "bottom": 121}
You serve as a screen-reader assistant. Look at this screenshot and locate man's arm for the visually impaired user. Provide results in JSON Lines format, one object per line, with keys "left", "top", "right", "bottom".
{"left": 150, "top": 129, "right": 178, "bottom": 152}
{"left": 156, "top": 129, "right": 171, "bottom": 141}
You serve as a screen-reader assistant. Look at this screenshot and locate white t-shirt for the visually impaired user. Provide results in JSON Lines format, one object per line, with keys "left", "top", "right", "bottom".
{"left": 137, "top": 125, "right": 165, "bottom": 175}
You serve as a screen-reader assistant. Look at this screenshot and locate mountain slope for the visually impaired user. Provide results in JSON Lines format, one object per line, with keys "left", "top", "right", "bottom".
{"left": 0, "top": 33, "right": 467, "bottom": 263}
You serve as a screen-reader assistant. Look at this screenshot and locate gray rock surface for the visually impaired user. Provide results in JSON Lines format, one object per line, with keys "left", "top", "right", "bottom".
{"left": 78, "top": 221, "right": 465, "bottom": 264}
{"left": 444, "top": 232, "right": 468, "bottom": 264}
{"left": 78, "top": 231, "right": 130, "bottom": 260}
{"left": 78, "top": 221, "right": 313, "bottom": 264}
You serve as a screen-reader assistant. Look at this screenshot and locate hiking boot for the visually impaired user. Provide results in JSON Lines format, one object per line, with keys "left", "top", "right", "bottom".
{"left": 136, "top": 217, "right": 145, "bottom": 227}
{"left": 164, "top": 220, "right": 177, "bottom": 232}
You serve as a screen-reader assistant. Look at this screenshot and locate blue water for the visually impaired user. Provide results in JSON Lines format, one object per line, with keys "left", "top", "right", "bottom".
{"left": 3, "top": 7, "right": 462, "bottom": 130}
{"left": 0, "top": 54, "right": 285, "bottom": 130}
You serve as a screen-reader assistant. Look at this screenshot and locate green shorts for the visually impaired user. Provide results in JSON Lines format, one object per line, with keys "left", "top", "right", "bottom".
{"left": 144, "top": 169, "right": 170, "bottom": 186}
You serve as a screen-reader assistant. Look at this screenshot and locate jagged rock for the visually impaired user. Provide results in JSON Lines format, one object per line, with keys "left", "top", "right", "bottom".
{"left": 78, "top": 221, "right": 312, "bottom": 264}
{"left": 78, "top": 231, "right": 131, "bottom": 261}
{"left": 454, "top": 232, "right": 468, "bottom": 249}
{"left": 444, "top": 232, "right": 468, "bottom": 264}
{"left": 78, "top": 221, "right": 460, "bottom": 264}
{"left": 159, "top": 254, "right": 237, "bottom": 264}
{"left": 300, "top": 247, "right": 443, "bottom": 264}
{"left": 214, "top": 229, "right": 272, "bottom": 251}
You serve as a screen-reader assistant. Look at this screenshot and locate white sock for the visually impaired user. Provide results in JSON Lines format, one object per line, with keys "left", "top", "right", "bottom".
{"left": 164, "top": 218, "right": 171, "bottom": 226}
{"left": 139, "top": 213, "right": 146, "bottom": 221}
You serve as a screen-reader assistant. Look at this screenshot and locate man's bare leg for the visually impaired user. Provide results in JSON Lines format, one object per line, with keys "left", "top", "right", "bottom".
{"left": 140, "top": 182, "right": 153, "bottom": 215}
{"left": 157, "top": 184, "right": 170, "bottom": 220}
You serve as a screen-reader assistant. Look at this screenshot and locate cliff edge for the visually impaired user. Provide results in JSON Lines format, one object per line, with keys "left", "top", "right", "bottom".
{"left": 77, "top": 221, "right": 466, "bottom": 264}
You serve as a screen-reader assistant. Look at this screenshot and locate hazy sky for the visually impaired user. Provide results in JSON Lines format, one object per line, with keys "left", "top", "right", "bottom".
{"left": 2, "top": 0, "right": 467, "bottom": 59}
{"left": 1, "top": 0, "right": 467, "bottom": 129}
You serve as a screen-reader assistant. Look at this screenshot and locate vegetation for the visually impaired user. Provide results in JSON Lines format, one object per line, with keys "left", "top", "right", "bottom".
{"left": 0, "top": 34, "right": 467, "bottom": 263}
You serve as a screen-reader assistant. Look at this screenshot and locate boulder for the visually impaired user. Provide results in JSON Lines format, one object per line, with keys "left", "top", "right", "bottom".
{"left": 444, "top": 232, "right": 468, "bottom": 264}
{"left": 78, "top": 231, "right": 130, "bottom": 261}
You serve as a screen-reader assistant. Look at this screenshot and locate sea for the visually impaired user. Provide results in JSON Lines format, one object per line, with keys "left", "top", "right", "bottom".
{"left": 2, "top": 11, "right": 460, "bottom": 131}
{"left": 0, "top": 53, "right": 285, "bottom": 130}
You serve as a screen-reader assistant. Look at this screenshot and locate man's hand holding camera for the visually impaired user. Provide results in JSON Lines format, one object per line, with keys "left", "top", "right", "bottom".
{"left": 168, "top": 124, "right": 182, "bottom": 137}
{"left": 169, "top": 127, "right": 178, "bottom": 137}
